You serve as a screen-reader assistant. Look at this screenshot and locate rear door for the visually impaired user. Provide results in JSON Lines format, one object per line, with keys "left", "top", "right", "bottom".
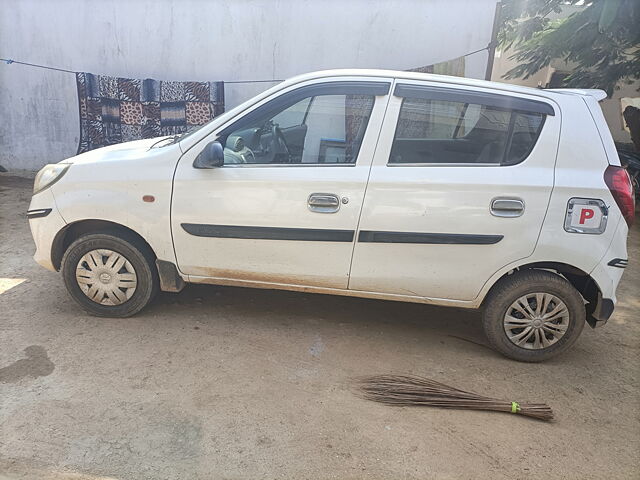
{"left": 349, "top": 81, "right": 560, "bottom": 301}
{"left": 171, "top": 78, "right": 392, "bottom": 289}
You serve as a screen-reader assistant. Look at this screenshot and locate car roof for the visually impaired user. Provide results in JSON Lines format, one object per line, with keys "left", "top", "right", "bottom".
{"left": 280, "top": 69, "right": 605, "bottom": 102}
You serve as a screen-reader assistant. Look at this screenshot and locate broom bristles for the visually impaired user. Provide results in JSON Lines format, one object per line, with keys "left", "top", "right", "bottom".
{"left": 357, "top": 374, "right": 553, "bottom": 421}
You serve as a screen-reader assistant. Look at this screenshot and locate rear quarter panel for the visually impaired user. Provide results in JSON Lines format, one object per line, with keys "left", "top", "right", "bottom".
{"left": 534, "top": 95, "right": 622, "bottom": 272}
{"left": 476, "top": 95, "right": 624, "bottom": 303}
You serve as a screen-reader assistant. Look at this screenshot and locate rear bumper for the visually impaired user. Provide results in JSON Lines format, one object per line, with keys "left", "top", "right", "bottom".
{"left": 28, "top": 189, "right": 66, "bottom": 271}
{"left": 588, "top": 218, "right": 629, "bottom": 327}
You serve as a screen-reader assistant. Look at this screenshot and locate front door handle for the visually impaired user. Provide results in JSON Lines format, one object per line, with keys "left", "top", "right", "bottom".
{"left": 491, "top": 197, "right": 525, "bottom": 217}
{"left": 308, "top": 193, "right": 340, "bottom": 213}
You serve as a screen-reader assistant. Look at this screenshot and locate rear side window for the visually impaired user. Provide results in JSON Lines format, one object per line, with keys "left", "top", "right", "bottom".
{"left": 505, "top": 112, "right": 544, "bottom": 165}
{"left": 389, "top": 93, "right": 546, "bottom": 165}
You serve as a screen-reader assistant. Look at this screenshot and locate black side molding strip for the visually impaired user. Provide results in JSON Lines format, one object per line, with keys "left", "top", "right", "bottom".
{"left": 26, "top": 208, "right": 52, "bottom": 219}
{"left": 182, "top": 224, "right": 503, "bottom": 245}
{"left": 394, "top": 84, "right": 555, "bottom": 116}
{"left": 358, "top": 231, "right": 503, "bottom": 245}
{"left": 607, "top": 258, "right": 628, "bottom": 268}
{"left": 182, "top": 223, "right": 355, "bottom": 242}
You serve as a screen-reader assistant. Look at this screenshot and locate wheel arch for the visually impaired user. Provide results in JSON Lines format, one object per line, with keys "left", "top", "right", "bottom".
{"left": 481, "top": 261, "right": 603, "bottom": 328}
{"left": 51, "top": 219, "right": 157, "bottom": 271}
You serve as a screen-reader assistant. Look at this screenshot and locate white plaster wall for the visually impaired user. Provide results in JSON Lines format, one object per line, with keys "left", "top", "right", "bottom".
{"left": 0, "top": 0, "right": 497, "bottom": 170}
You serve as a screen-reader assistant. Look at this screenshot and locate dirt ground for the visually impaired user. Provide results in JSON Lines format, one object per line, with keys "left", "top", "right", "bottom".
{"left": 1, "top": 173, "right": 639, "bottom": 480}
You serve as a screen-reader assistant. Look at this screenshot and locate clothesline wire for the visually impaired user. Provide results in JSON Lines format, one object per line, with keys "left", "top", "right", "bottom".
{"left": 1, "top": 45, "right": 489, "bottom": 83}
{"left": 0, "top": 58, "right": 281, "bottom": 83}
{"left": 460, "top": 45, "right": 491, "bottom": 58}
{"left": 1, "top": 58, "right": 75, "bottom": 74}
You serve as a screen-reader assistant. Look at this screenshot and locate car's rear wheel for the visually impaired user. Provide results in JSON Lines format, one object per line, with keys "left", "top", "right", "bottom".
{"left": 61, "top": 231, "right": 158, "bottom": 317}
{"left": 482, "top": 270, "right": 585, "bottom": 362}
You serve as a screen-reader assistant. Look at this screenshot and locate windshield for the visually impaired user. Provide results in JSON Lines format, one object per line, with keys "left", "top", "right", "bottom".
{"left": 176, "top": 122, "right": 213, "bottom": 142}
{"left": 149, "top": 122, "right": 214, "bottom": 149}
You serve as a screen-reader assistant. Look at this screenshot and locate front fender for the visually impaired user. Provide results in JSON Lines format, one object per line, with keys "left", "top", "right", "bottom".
{"left": 49, "top": 154, "right": 179, "bottom": 265}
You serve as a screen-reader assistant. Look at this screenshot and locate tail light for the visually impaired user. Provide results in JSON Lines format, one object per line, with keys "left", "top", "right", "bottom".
{"left": 604, "top": 165, "right": 635, "bottom": 227}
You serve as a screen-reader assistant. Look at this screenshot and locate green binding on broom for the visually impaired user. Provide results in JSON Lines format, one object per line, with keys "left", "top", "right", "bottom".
{"left": 511, "top": 402, "right": 520, "bottom": 413}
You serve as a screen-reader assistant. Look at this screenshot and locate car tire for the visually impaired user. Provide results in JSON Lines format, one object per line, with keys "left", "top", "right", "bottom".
{"left": 482, "top": 270, "right": 585, "bottom": 362}
{"left": 61, "top": 231, "right": 159, "bottom": 317}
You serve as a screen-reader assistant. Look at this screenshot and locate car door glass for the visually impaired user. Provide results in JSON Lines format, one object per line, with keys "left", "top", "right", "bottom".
{"left": 271, "top": 97, "right": 312, "bottom": 129}
{"left": 390, "top": 97, "right": 545, "bottom": 165}
{"left": 221, "top": 93, "right": 375, "bottom": 165}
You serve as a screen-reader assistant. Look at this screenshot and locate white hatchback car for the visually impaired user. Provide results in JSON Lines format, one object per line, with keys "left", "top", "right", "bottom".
{"left": 28, "top": 69, "right": 633, "bottom": 362}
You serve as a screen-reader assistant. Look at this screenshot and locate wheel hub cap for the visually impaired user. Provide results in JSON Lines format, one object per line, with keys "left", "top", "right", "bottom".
{"left": 503, "top": 293, "right": 570, "bottom": 350}
{"left": 75, "top": 249, "right": 137, "bottom": 305}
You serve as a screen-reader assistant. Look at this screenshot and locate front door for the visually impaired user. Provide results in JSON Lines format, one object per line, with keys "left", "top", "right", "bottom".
{"left": 349, "top": 81, "right": 560, "bottom": 301}
{"left": 171, "top": 79, "right": 391, "bottom": 289}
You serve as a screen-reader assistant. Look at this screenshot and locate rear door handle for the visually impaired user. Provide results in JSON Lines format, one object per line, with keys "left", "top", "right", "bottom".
{"left": 491, "top": 197, "right": 525, "bottom": 217}
{"left": 308, "top": 193, "right": 340, "bottom": 213}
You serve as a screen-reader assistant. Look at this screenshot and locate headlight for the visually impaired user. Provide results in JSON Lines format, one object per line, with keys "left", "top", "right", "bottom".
{"left": 33, "top": 164, "right": 70, "bottom": 194}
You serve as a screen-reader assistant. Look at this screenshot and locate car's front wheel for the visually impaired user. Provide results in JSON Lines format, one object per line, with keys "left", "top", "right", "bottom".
{"left": 61, "top": 231, "right": 159, "bottom": 317}
{"left": 482, "top": 270, "right": 586, "bottom": 362}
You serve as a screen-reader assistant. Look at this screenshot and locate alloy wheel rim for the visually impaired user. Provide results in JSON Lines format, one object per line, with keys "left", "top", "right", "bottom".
{"left": 503, "top": 293, "right": 570, "bottom": 350}
{"left": 75, "top": 249, "right": 137, "bottom": 305}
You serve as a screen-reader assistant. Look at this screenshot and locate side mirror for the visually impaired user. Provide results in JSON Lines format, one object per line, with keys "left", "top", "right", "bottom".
{"left": 193, "top": 141, "right": 224, "bottom": 169}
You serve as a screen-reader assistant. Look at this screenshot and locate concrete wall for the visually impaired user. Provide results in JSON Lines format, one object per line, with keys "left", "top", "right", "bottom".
{"left": 0, "top": 0, "right": 498, "bottom": 171}
{"left": 600, "top": 83, "right": 639, "bottom": 144}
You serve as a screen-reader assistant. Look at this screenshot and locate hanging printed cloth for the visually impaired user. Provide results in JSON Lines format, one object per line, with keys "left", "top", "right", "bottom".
{"left": 75, "top": 72, "right": 224, "bottom": 153}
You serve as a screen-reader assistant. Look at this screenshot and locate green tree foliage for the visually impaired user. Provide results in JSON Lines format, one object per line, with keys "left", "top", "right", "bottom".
{"left": 498, "top": 0, "right": 639, "bottom": 96}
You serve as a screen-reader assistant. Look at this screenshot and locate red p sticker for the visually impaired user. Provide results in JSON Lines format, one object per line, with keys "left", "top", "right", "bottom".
{"left": 566, "top": 199, "right": 606, "bottom": 234}
{"left": 579, "top": 208, "right": 595, "bottom": 224}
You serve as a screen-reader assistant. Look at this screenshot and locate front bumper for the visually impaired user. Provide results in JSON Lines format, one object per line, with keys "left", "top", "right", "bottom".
{"left": 28, "top": 189, "right": 66, "bottom": 271}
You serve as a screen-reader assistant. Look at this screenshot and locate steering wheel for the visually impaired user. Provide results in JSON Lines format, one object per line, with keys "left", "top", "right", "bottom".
{"left": 241, "top": 147, "right": 256, "bottom": 163}
{"left": 270, "top": 123, "right": 291, "bottom": 163}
